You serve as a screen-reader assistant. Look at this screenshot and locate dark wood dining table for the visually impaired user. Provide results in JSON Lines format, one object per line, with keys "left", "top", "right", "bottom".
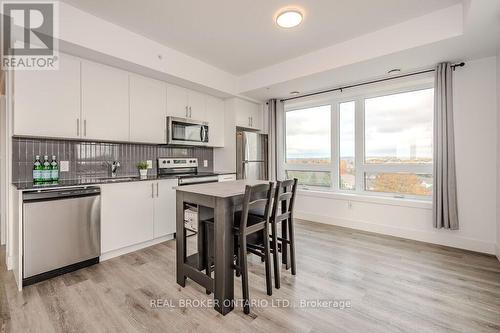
{"left": 175, "top": 179, "right": 269, "bottom": 315}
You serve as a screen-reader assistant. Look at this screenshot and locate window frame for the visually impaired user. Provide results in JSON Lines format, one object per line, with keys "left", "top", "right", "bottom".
{"left": 280, "top": 78, "right": 434, "bottom": 200}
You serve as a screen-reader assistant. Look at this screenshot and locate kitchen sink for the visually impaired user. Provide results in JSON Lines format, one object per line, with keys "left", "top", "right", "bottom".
{"left": 98, "top": 177, "right": 139, "bottom": 183}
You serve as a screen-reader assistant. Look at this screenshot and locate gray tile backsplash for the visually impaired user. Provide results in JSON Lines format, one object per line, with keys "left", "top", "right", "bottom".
{"left": 12, "top": 137, "right": 214, "bottom": 182}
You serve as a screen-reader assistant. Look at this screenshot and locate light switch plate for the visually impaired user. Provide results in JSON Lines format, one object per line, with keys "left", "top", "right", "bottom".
{"left": 203, "top": 160, "right": 208, "bottom": 167}
{"left": 60, "top": 161, "right": 69, "bottom": 172}
{"left": 147, "top": 160, "right": 153, "bottom": 169}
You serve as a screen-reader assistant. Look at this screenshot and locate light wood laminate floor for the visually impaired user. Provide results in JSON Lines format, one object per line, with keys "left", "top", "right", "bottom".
{"left": 1, "top": 220, "right": 500, "bottom": 333}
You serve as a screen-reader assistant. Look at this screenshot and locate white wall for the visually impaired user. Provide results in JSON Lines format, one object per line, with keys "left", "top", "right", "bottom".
{"left": 0, "top": 96, "right": 5, "bottom": 245}
{"left": 55, "top": 2, "right": 239, "bottom": 96}
{"left": 295, "top": 56, "right": 498, "bottom": 254}
{"left": 496, "top": 51, "right": 500, "bottom": 260}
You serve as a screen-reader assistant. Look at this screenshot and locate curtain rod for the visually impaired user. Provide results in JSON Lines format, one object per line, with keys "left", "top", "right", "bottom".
{"left": 279, "top": 62, "right": 465, "bottom": 103}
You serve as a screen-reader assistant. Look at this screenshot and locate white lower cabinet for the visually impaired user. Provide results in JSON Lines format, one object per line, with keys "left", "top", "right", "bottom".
{"left": 101, "top": 181, "right": 155, "bottom": 253}
{"left": 101, "top": 179, "right": 177, "bottom": 255}
{"left": 153, "top": 179, "right": 177, "bottom": 238}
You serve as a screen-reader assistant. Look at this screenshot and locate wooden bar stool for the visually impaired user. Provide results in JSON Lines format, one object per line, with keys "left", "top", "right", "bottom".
{"left": 203, "top": 182, "right": 274, "bottom": 314}
{"left": 269, "top": 178, "right": 298, "bottom": 289}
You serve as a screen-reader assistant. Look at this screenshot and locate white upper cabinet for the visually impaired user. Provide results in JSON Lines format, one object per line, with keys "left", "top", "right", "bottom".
{"left": 129, "top": 75, "right": 167, "bottom": 144}
{"left": 166, "top": 85, "right": 206, "bottom": 120}
{"left": 153, "top": 179, "right": 177, "bottom": 238}
{"left": 166, "top": 84, "right": 189, "bottom": 118}
{"left": 206, "top": 95, "right": 225, "bottom": 147}
{"left": 81, "top": 61, "right": 130, "bottom": 142}
{"left": 13, "top": 53, "right": 81, "bottom": 139}
{"left": 187, "top": 90, "right": 206, "bottom": 120}
{"left": 235, "top": 98, "right": 262, "bottom": 130}
{"left": 12, "top": 52, "right": 225, "bottom": 145}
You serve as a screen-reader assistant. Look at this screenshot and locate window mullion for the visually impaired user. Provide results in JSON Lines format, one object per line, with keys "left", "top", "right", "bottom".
{"left": 355, "top": 98, "right": 365, "bottom": 193}
{"left": 331, "top": 101, "right": 339, "bottom": 191}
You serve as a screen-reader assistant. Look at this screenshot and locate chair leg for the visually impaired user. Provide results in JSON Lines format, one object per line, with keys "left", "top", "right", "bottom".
{"left": 239, "top": 235, "right": 250, "bottom": 314}
{"left": 235, "top": 235, "right": 241, "bottom": 277}
{"left": 281, "top": 219, "right": 290, "bottom": 270}
{"left": 288, "top": 218, "right": 297, "bottom": 275}
{"left": 270, "top": 221, "right": 280, "bottom": 289}
{"left": 263, "top": 229, "right": 272, "bottom": 296}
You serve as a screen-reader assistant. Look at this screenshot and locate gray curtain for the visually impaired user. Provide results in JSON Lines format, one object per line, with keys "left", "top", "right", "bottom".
{"left": 433, "top": 62, "right": 459, "bottom": 229}
{"left": 267, "top": 99, "right": 282, "bottom": 181}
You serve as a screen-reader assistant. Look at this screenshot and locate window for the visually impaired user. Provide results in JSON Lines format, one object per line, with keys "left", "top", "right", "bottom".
{"left": 364, "top": 89, "right": 433, "bottom": 164}
{"left": 282, "top": 83, "right": 434, "bottom": 199}
{"left": 362, "top": 89, "right": 433, "bottom": 196}
{"left": 285, "top": 105, "right": 331, "bottom": 164}
{"left": 284, "top": 105, "right": 332, "bottom": 188}
{"left": 286, "top": 170, "right": 332, "bottom": 188}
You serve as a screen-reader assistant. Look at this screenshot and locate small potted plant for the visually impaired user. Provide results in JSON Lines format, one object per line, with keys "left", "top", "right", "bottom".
{"left": 137, "top": 161, "right": 149, "bottom": 178}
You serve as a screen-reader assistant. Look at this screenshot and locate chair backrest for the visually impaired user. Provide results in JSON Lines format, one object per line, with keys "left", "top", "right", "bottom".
{"left": 271, "top": 178, "right": 298, "bottom": 224}
{"left": 239, "top": 182, "right": 274, "bottom": 234}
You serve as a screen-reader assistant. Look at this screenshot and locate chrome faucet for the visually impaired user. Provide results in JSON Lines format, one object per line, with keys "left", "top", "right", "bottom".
{"left": 107, "top": 161, "right": 120, "bottom": 178}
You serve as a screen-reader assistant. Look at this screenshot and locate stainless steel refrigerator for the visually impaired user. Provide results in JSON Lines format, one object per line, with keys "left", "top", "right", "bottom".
{"left": 236, "top": 131, "right": 268, "bottom": 180}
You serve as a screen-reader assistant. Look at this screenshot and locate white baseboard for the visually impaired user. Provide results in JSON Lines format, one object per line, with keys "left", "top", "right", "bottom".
{"left": 100, "top": 234, "right": 174, "bottom": 261}
{"left": 296, "top": 212, "right": 496, "bottom": 255}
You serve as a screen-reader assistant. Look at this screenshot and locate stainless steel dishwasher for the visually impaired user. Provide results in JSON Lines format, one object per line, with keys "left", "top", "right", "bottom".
{"left": 23, "top": 186, "right": 101, "bottom": 286}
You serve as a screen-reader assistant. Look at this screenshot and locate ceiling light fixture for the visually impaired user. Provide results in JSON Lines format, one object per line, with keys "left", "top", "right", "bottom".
{"left": 289, "top": 91, "right": 300, "bottom": 95}
{"left": 276, "top": 9, "right": 303, "bottom": 28}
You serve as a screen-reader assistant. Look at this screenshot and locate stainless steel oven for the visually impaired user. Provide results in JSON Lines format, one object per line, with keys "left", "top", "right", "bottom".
{"left": 166, "top": 116, "right": 209, "bottom": 146}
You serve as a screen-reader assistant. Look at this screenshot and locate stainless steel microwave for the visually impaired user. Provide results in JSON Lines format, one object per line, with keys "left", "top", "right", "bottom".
{"left": 166, "top": 117, "right": 209, "bottom": 146}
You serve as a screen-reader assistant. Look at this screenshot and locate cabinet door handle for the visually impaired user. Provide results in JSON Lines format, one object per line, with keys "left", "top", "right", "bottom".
{"left": 156, "top": 183, "right": 159, "bottom": 197}
{"left": 250, "top": 117, "right": 253, "bottom": 127}
{"left": 84, "top": 120, "right": 87, "bottom": 136}
{"left": 189, "top": 106, "right": 192, "bottom": 118}
{"left": 77, "top": 119, "right": 80, "bottom": 136}
{"left": 151, "top": 183, "right": 154, "bottom": 198}
{"left": 185, "top": 106, "right": 188, "bottom": 118}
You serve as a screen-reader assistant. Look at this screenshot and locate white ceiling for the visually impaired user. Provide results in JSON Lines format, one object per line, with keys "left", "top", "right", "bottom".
{"left": 60, "top": 0, "right": 461, "bottom": 75}
{"left": 243, "top": 0, "right": 500, "bottom": 100}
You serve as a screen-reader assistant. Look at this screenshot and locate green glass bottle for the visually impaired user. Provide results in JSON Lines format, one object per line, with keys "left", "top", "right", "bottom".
{"left": 50, "top": 155, "right": 59, "bottom": 181}
{"left": 42, "top": 155, "right": 51, "bottom": 182}
{"left": 33, "top": 155, "right": 43, "bottom": 183}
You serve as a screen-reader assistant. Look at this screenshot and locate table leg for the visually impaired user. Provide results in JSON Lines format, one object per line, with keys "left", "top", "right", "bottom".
{"left": 176, "top": 192, "right": 186, "bottom": 287}
{"left": 213, "top": 198, "right": 234, "bottom": 315}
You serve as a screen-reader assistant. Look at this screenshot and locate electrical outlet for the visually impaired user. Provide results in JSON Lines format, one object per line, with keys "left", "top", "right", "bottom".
{"left": 203, "top": 160, "right": 208, "bottom": 167}
{"left": 146, "top": 160, "right": 153, "bottom": 169}
{"left": 60, "top": 161, "right": 69, "bottom": 172}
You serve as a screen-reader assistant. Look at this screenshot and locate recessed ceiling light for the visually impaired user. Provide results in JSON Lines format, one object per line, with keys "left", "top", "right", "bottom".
{"left": 387, "top": 68, "right": 402, "bottom": 75}
{"left": 290, "top": 91, "right": 300, "bottom": 95}
{"left": 276, "top": 9, "right": 303, "bottom": 28}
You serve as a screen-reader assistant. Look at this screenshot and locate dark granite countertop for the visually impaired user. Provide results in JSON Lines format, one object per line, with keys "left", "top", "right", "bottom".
{"left": 12, "top": 171, "right": 236, "bottom": 191}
